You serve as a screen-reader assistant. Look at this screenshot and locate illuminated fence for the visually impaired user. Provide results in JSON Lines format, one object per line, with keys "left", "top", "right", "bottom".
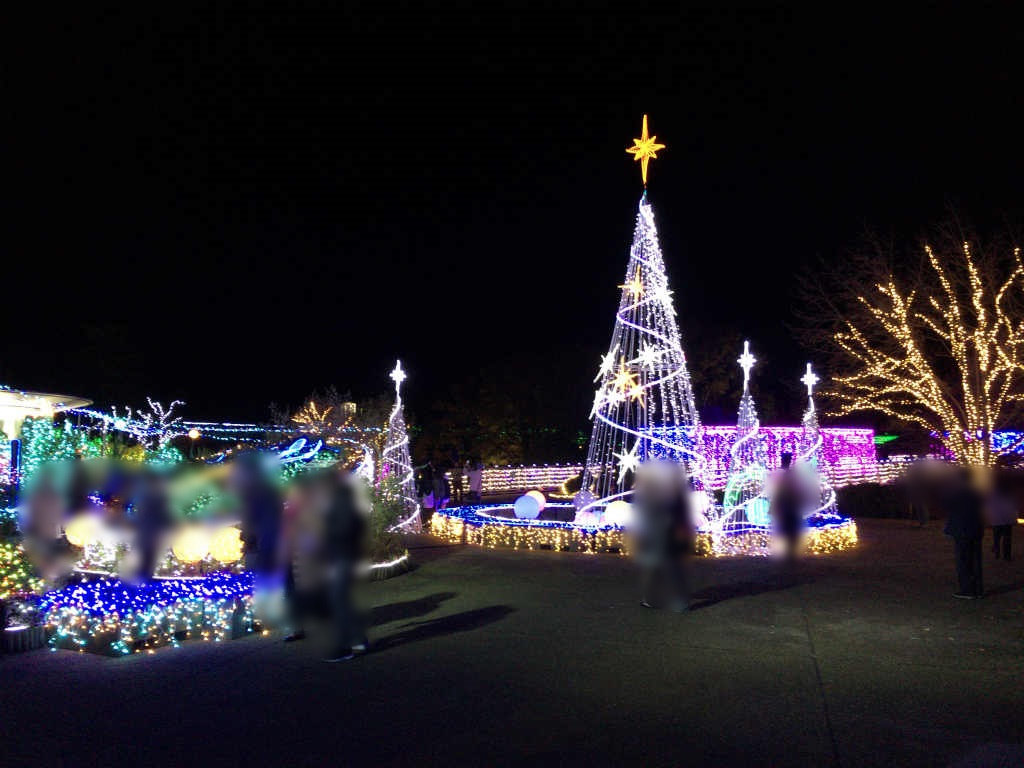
{"left": 449, "top": 427, "right": 907, "bottom": 497}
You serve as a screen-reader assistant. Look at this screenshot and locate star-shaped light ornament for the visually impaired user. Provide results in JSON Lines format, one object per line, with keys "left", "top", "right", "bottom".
{"left": 625, "top": 114, "right": 666, "bottom": 187}
{"left": 611, "top": 360, "right": 639, "bottom": 395}
{"left": 618, "top": 275, "right": 645, "bottom": 299}
{"left": 390, "top": 360, "right": 407, "bottom": 398}
{"left": 590, "top": 388, "right": 607, "bottom": 418}
{"left": 634, "top": 341, "right": 664, "bottom": 370}
{"left": 614, "top": 442, "right": 641, "bottom": 485}
{"left": 801, "top": 363, "right": 820, "bottom": 398}
{"left": 650, "top": 284, "right": 676, "bottom": 316}
{"left": 595, "top": 346, "right": 619, "bottom": 382}
{"left": 737, "top": 341, "right": 756, "bottom": 391}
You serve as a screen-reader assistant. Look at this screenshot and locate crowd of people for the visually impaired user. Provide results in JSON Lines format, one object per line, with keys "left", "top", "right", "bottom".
{"left": 629, "top": 456, "right": 1017, "bottom": 612}
{"left": 11, "top": 449, "right": 1018, "bottom": 660}
{"left": 415, "top": 458, "right": 484, "bottom": 522}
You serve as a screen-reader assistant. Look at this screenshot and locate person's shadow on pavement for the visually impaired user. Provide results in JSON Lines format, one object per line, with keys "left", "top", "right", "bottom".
{"left": 372, "top": 606, "right": 515, "bottom": 652}
{"left": 688, "top": 572, "right": 814, "bottom": 611}
{"left": 369, "top": 592, "right": 457, "bottom": 627}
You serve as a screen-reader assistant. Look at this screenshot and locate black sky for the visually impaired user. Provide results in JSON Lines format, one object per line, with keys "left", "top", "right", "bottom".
{"left": 7, "top": 4, "right": 1023, "bottom": 430}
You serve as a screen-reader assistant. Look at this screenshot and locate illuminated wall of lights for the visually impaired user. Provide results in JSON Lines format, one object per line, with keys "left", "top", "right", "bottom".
{"left": 41, "top": 572, "right": 256, "bottom": 655}
{"left": 444, "top": 427, "right": 879, "bottom": 498}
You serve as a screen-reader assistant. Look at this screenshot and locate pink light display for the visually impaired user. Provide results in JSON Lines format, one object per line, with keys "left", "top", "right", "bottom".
{"left": 691, "top": 426, "right": 877, "bottom": 489}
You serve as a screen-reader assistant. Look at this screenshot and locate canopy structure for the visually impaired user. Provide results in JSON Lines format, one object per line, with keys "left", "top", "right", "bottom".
{"left": 0, "top": 385, "right": 92, "bottom": 440}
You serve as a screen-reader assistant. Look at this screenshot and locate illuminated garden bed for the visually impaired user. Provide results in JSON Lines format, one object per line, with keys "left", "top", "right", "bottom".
{"left": 430, "top": 504, "right": 857, "bottom": 557}
{"left": 41, "top": 572, "right": 256, "bottom": 656}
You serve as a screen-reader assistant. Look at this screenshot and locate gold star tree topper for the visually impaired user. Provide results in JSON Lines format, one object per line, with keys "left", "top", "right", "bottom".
{"left": 625, "top": 114, "right": 666, "bottom": 186}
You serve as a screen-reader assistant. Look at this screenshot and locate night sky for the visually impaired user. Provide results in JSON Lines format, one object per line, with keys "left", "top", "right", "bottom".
{"left": 8, "top": 5, "right": 1022, "bottom": 434}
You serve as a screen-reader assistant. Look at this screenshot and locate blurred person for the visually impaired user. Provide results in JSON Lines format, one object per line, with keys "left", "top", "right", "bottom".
{"left": 769, "top": 452, "right": 805, "bottom": 560}
{"left": 322, "top": 472, "right": 370, "bottom": 662}
{"left": 418, "top": 461, "right": 435, "bottom": 518}
{"left": 232, "top": 453, "right": 283, "bottom": 579}
{"left": 281, "top": 472, "right": 332, "bottom": 643}
{"left": 130, "top": 468, "right": 173, "bottom": 581}
{"left": 450, "top": 455, "right": 464, "bottom": 503}
{"left": 944, "top": 467, "right": 985, "bottom": 598}
{"left": 432, "top": 463, "right": 451, "bottom": 514}
{"left": 631, "top": 461, "right": 693, "bottom": 613}
{"left": 988, "top": 473, "right": 1016, "bottom": 561}
{"left": 467, "top": 458, "right": 484, "bottom": 502}
{"left": 20, "top": 466, "right": 74, "bottom": 582}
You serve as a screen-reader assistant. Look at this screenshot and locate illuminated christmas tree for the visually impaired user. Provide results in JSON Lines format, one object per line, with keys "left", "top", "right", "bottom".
{"left": 795, "top": 363, "right": 839, "bottom": 517}
{"left": 577, "top": 116, "right": 702, "bottom": 519}
{"left": 378, "top": 360, "right": 421, "bottom": 532}
{"left": 720, "top": 341, "right": 770, "bottom": 529}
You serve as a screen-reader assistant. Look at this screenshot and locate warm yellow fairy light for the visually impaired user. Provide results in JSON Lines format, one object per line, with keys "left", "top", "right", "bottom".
{"left": 625, "top": 114, "right": 665, "bottom": 186}
{"left": 831, "top": 242, "right": 1024, "bottom": 466}
{"left": 292, "top": 400, "right": 334, "bottom": 434}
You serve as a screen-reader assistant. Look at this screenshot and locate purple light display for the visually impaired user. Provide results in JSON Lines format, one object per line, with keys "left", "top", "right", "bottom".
{"left": 648, "top": 425, "right": 877, "bottom": 489}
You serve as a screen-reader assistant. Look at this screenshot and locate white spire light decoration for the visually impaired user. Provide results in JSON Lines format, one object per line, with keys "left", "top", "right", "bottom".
{"left": 719, "top": 341, "right": 770, "bottom": 529}
{"left": 796, "top": 363, "right": 839, "bottom": 517}
{"left": 577, "top": 116, "right": 702, "bottom": 519}
{"left": 379, "top": 360, "right": 421, "bottom": 532}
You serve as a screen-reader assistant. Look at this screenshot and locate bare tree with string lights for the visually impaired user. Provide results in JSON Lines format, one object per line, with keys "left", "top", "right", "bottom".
{"left": 798, "top": 215, "right": 1024, "bottom": 466}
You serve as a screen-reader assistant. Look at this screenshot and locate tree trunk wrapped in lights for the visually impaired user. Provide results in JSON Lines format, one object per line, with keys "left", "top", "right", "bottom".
{"left": 818, "top": 226, "right": 1024, "bottom": 466}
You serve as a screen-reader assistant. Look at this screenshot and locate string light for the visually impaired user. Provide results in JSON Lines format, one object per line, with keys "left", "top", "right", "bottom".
{"left": 41, "top": 573, "right": 255, "bottom": 655}
{"left": 580, "top": 137, "right": 703, "bottom": 518}
{"left": 379, "top": 361, "right": 421, "bottom": 532}
{"left": 831, "top": 242, "right": 1024, "bottom": 466}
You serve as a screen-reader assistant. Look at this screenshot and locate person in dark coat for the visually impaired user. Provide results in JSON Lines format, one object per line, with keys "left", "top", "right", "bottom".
{"left": 232, "top": 453, "right": 283, "bottom": 578}
{"left": 131, "top": 468, "right": 173, "bottom": 581}
{"left": 769, "top": 452, "right": 805, "bottom": 559}
{"left": 323, "top": 474, "right": 369, "bottom": 662}
{"left": 944, "top": 468, "right": 985, "bottom": 598}
{"left": 632, "top": 461, "right": 693, "bottom": 613}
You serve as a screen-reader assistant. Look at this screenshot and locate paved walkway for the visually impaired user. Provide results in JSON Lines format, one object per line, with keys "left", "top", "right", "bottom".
{"left": 2, "top": 520, "right": 1022, "bottom": 767}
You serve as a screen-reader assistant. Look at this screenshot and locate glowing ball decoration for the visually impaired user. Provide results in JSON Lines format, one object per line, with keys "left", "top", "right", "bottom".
{"left": 513, "top": 494, "right": 541, "bottom": 519}
{"left": 746, "top": 497, "right": 771, "bottom": 527}
{"left": 64, "top": 514, "right": 102, "bottom": 548}
{"left": 525, "top": 490, "right": 546, "bottom": 512}
{"left": 604, "top": 499, "right": 633, "bottom": 527}
{"left": 171, "top": 526, "right": 211, "bottom": 564}
{"left": 208, "top": 526, "right": 243, "bottom": 563}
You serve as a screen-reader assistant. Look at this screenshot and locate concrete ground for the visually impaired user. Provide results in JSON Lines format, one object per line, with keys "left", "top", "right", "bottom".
{"left": 1, "top": 519, "right": 1022, "bottom": 767}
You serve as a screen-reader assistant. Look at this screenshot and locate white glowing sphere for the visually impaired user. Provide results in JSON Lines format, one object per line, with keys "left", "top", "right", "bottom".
{"left": 208, "top": 526, "right": 243, "bottom": 563}
{"left": 604, "top": 500, "right": 633, "bottom": 527}
{"left": 171, "top": 526, "right": 210, "bottom": 564}
{"left": 64, "top": 514, "right": 102, "bottom": 548}
{"left": 513, "top": 495, "right": 541, "bottom": 519}
{"left": 525, "top": 490, "right": 546, "bottom": 512}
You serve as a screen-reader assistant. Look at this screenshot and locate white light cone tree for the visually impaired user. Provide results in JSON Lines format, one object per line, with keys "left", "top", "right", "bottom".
{"left": 379, "top": 360, "right": 421, "bottom": 532}
{"left": 577, "top": 117, "right": 702, "bottom": 521}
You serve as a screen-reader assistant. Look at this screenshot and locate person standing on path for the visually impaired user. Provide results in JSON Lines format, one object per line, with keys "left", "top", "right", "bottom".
{"left": 632, "top": 461, "right": 693, "bottom": 613}
{"left": 769, "top": 452, "right": 805, "bottom": 560}
{"left": 988, "top": 473, "right": 1016, "bottom": 561}
{"left": 944, "top": 468, "right": 986, "bottom": 598}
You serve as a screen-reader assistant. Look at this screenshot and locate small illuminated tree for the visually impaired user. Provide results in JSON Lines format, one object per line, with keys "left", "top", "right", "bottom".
{"left": 802, "top": 220, "right": 1024, "bottom": 466}
{"left": 379, "top": 361, "right": 420, "bottom": 532}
